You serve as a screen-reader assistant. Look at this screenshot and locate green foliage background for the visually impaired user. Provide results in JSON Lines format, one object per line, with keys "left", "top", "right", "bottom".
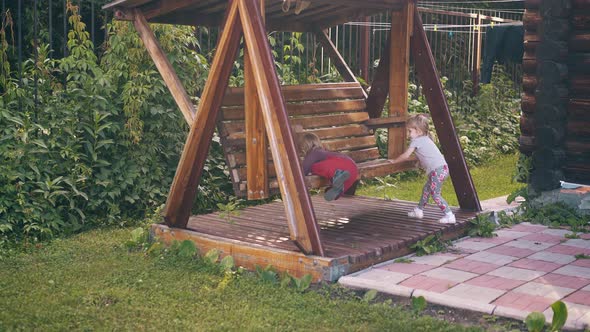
{"left": 0, "top": 4, "right": 232, "bottom": 244}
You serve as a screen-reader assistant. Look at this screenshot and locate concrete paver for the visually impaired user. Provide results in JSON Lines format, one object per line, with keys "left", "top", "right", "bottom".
{"left": 465, "top": 251, "right": 517, "bottom": 266}
{"left": 442, "top": 284, "right": 505, "bottom": 303}
{"left": 512, "top": 282, "right": 575, "bottom": 300}
{"left": 485, "top": 244, "right": 536, "bottom": 258}
{"left": 337, "top": 205, "right": 590, "bottom": 328}
{"left": 553, "top": 265, "right": 590, "bottom": 278}
{"left": 528, "top": 251, "right": 576, "bottom": 264}
{"left": 405, "top": 253, "right": 460, "bottom": 266}
{"left": 503, "top": 239, "right": 553, "bottom": 251}
{"left": 445, "top": 258, "right": 500, "bottom": 274}
{"left": 420, "top": 267, "right": 478, "bottom": 283}
{"left": 533, "top": 273, "right": 590, "bottom": 289}
{"left": 487, "top": 266, "right": 546, "bottom": 281}
{"left": 465, "top": 274, "right": 525, "bottom": 290}
{"left": 508, "top": 258, "right": 563, "bottom": 273}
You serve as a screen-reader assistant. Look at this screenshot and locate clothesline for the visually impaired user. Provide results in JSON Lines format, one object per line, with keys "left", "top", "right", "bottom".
{"left": 419, "top": 0, "right": 524, "bottom": 3}
{"left": 346, "top": 21, "right": 523, "bottom": 29}
{"left": 419, "top": 4, "right": 524, "bottom": 15}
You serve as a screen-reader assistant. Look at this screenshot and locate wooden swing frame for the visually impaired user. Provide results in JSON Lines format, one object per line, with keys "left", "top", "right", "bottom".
{"left": 104, "top": 0, "right": 480, "bottom": 259}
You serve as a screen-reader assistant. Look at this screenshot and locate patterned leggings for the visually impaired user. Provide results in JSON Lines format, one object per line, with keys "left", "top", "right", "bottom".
{"left": 418, "top": 165, "right": 451, "bottom": 214}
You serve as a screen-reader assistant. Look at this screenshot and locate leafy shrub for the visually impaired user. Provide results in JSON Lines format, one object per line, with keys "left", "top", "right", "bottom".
{"left": 468, "top": 214, "right": 497, "bottom": 238}
{"left": 0, "top": 3, "right": 232, "bottom": 244}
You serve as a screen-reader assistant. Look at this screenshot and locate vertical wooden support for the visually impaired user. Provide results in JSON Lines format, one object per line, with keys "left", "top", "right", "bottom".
{"left": 360, "top": 16, "right": 370, "bottom": 83}
{"left": 472, "top": 14, "right": 482, "bottom": 96}
{"left": 245, "top": 0, "right": 268, "bottom": 200}
{"left": 239, "top": 0, "right": 324, "bottom": 256}
{"left": 411, "top": 9, "right": 481, "bottom": 211}
{"left": 366, "top": 35, "right": 391, "bottom": 119}
{"left": 387, "top": 2, "right": 414, "bottom": 159}
{"left": 163, "top": 0, "right": 243, "bottom": 228}
{"left": 132, "top": 9, "right": 195, "bottom": 125}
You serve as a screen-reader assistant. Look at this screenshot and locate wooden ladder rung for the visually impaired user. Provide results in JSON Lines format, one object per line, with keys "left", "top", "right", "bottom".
{"left": 363, "top": 116, "right": 407, "bottom": 129}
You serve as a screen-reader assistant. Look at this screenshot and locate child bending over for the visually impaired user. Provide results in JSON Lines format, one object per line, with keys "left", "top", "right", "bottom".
{"left": 389, "top": 114, "right": 455, "bottom": 224}
{"left": 299, "top": 132, "right": 359, "bottom": 201}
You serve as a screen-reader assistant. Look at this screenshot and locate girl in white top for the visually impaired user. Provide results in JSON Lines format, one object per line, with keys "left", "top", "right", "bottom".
{"left": 389, "top": 114, "right": 455, "bottom": 224}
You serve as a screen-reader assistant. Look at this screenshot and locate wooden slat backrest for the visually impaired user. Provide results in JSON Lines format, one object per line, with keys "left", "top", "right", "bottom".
{"left": 217, "top": 82, "right": 393, "bottom": 197}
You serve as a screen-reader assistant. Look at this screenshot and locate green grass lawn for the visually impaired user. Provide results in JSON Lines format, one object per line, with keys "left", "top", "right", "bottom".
{"left": 0, "top": 229, "right": 498, "bottom": 331}
{"left": 0, "top": 154, "right": 523, "bottom": 331}
{"left": 357, "top": 154, "right": 523, "bottom": 207}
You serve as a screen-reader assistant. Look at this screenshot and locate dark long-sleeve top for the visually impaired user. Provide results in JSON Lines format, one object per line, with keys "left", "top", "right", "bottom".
{"left": 301, "top": 148, "right": 354, "bottom": 175}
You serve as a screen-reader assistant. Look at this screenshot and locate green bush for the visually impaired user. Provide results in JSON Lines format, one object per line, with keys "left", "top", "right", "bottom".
{"left": 0, "top": 4, "right": 232, "bottom": 244}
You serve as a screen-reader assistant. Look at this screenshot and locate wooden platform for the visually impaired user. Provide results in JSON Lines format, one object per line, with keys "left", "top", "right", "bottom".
{"left": 152, "top": 196, "right": 479, "bottom": 282}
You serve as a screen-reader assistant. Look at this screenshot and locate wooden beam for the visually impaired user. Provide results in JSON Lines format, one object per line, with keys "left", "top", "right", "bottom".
{"left": 360, "top": 16, "right": 371, "bottom": 83}
{"left": 388, "top": 2, "right": 413, "bottom": 160}
{"left": 471, "top": 14, "right": 482, "bottom": 96}
{"left": 131, "top": 9, "right": 195, "bottom": 125}
{"left": 238, "top": 0, "right": 324, "bottom": 256}
{"left": 314, "top": 29, "right": 366, "bottom": 97}
{"left": 245, "top": 0, "right": 269, "bottom": 200}
{"left": 163, "top": 0, "right": 243, "bottom": 227}
{"left": 411, "top": 9, "right": 481, "bottom": 212}
{"left": 366, "top": 35, "right": 390, "bottom": 119}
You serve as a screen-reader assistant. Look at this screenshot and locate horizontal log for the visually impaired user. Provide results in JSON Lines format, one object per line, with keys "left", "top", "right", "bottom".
{"left": 567, "top": 121, "right": 590, "bottom": 136}
{"left": 220, "top": 99, "right": 367, "bottom": 120}
{"left": 538, "top": 61, "right": 568, "bottom": 81}
{"left": 531, "top": 168, "right": 563, "bottom": 191}
{"left": 237, "top": 158, "right": 418, "bottom": 194}
{"left": 539, "top": 0, "right": 571, "bottom": 18}
{"left": 363, "top": 116, "right": 407, "bottom": 129}
{"left": 533, "top": 148, "right": 566, "bottom": 170}
{"left": 523, "top": 75, "right": 538, "bottom": 93}
{"left": 523, "top": 58, "right": 537, "bottom": 74}
{"left": 221, "top": 112, "right": 370, "bottom": 134}
{"left": 524, "top": 10, "right": 541, "bottom": 31}
{"left": 569, "top": 75, "right": 590, "bottom": 96}
{"left": 536, "top": 103, "right": 568, "bottom": 122}
{"left": 520, "top": 114, "right": 534, "bottom": 135}
{"left": 568, "top": 99, "right": 590, "bottom": 120}
{"left": 222, "top": 82, "right": 364, "bottom": 106}
{"left": 565, "top": 139, "right": 590, "bottom": 154}
{"left": 521, "top": 92, "right": 536, "bottom": 114}
{"left": 570, "top": 33, "right": 590, "bottom": 52}
{"left": 535, "top": 125, "right": 565, "bottom": 147}
{"left": 540, "top": 17, "right": 570, "bottom": 40}
{"left": 536, "top": 39, "right": 568, "bottom": 61}
{"left": 231, "top": 147, "right": 381, "bottom": 169}
{"left": 568, "top": 53, "right": 590, "bottom": 74}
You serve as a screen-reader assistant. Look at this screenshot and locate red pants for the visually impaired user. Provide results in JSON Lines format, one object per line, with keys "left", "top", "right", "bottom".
{"left": 310, "top": 156, "right": 358, "bottom": 193}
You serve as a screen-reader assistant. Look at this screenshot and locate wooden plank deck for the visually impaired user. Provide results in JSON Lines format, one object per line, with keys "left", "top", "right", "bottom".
{"left": 152, "top": 195, "right": 479, "bottom": 282}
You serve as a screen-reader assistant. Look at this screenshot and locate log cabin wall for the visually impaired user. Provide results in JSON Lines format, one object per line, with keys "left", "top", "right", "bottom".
{"left": 521, "top": 0, "right": 590, "bottom": 189}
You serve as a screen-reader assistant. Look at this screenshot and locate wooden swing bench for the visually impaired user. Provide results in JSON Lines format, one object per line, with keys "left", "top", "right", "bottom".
{"left": 219, "top": 81, "right": 418, "bottom": 197}
{"left": 104, "top": 0, "right": 482, "bottom": 273}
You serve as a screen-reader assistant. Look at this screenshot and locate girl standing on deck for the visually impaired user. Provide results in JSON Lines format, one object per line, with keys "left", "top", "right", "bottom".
{"left": 299, "top": 132, "right": 358, "bottom": 201}
{"left": 389, "top": 114, "right": 455, "bottom": 224}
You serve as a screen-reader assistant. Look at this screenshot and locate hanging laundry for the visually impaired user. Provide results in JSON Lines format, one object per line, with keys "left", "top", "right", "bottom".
{"left": 481, "top": 24, "right": 524, "bottom": 84}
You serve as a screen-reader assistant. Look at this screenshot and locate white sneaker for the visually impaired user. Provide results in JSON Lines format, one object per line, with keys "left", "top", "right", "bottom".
{"left": 439, "top": 212, "right": 456, "bottom": 224}
{"left": 408, "top": 207, "right": 424, "bottom": 219}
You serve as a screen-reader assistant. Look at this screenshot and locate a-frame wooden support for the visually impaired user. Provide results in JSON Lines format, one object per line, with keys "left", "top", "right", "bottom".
{"left": 130, "top": 0, "right": 324, "bottom": 256}
{"left": 366, "top": 4, "right": 481, "bottom": 211}
{"left": 388, "top": 2, "right": 414, "bottom": 160}
{"left": 411, "top": 9, "right": 481, "bottom": 211}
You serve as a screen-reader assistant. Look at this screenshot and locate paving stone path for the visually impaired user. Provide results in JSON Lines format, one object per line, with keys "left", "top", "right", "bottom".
{"left": 339, "top": 222, "right": 590, "bottom": 330}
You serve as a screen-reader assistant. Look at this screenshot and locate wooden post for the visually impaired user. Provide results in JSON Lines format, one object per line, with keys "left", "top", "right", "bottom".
{"left": 238, "top": 0, "right": 324, "bottom": 256}
{"left": 365, "top": 35, "right": 391, "bottom": 119}
{"left": 388, "top": 2, "right": 413, "bottom": 160}
{"left": 472, "top": 14, "right": 482, "bottom": 95}
{"left": 245, "top": 0, "right": 268, "bottom": 200}
{"left": 131, "top": 9, "right": 195, "bottom": 125}
{"left": 411, "top": 9, "right": 481, "bottom": 211}
{"left": 163, "top": 0, "right": 243, "bottom": 228}
{"left": 360, "top": 16, "right": 370, "bottom": 83}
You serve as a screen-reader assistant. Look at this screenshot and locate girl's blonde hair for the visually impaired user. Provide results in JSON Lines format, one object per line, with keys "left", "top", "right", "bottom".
{"left": 406, "top": 114, "right": 431, "bottom": 137}
{"left": 299, "top": 132, "right": 323, "bottom": 156}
